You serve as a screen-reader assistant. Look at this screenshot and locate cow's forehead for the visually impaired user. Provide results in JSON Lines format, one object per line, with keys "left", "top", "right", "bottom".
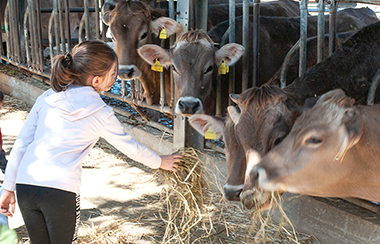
{"left": 172, "top": 39, "right": 214, "bottom": 53}
{"left": 171, "top": 40, "right": 215, "bottom": 67}
{"left": 294, "top": 103, "right": 344, "bottom": 132}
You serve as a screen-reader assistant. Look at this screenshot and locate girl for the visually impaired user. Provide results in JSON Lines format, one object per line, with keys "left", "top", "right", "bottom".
{"left": 0, "top": 40, "right": 181, "bottom": 244}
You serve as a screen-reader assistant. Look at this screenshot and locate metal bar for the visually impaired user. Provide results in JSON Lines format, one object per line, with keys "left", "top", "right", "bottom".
{"left": 329, "top": 1, "right": 338, "bottom": 56}
{"left": 53, "top": 0, "right": 60, "bottom": 55}
{"left": 64, "top": 0, "right": 71, "bottom": 53}
{"left": 49, "top": 10, "right": 55, "bottom": 60}
{"left": 160, "top": 40, "right": 166, "bottom": 111}
{"left": 101, "top": 0, "right": 107, "bottom": 42}
{"left": 84, "top": 0, "right": 90, "bottom": 40}
{"left": 8, "top": 0, "right": 15, "bottom": 62}
{"left": 35, "top": 0, "right": 44, "bottom": 71}
{"left": 29, "top": 0, "right": 38, "bottom": 68}
{"left": 252, "top": 0, "right": 260, "bottom": 87}
{"left": 95, "top": 0, "right": 100, "bottom": 40}
{"left": 24, "top": 8, "right": 31, "bottom": 67}
{"left": 242, "top": 0, "right": 249, "bottom": 91}
{"left": 40, "top": 7, "right": 96, "bottom": 13}
{"left": 58, "top": 0, "right": 65, "bottom": 54}
{"left": 169, "top": 0, "right": 175, "bottom": 113}
{"left": 195, "top": 0, "right": 208, "bottom": 31}
{"left": 102, "top": 91, "right": 172, "bottom": 115}
{"left": 229, "top": 0, "right": 235, "bottom": 104}
{"left": 280, "top": 39, "right": 301, "bottom": 88}
{"left": 317, "top": 0, "right": 325, "bottom": 63}
{"left": 4, "top": 4, "right": 10, "bottom": 59}
{"left": 299, "top": 0, "right": 308, "bottom": 76}
{"left": 367, "top": 68, "right": 380, "bottom": 105}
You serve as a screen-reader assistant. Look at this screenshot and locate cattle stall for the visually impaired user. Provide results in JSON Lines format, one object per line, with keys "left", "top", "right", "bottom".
{"left": 2, "top": 0, "right": 380, "bottom": 241}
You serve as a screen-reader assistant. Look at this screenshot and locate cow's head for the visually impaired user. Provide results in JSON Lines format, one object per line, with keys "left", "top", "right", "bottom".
{"left": 102, "top": 0, "right": 180, "bottom": 104}
{"left": 250, "top": 89, "right": 363, "bottom": 197}
{"left": 190, "top": 84, "right": 302, "bottom": 209}
{"left": 138, "top": 30, "right": 244, "bottom": 116}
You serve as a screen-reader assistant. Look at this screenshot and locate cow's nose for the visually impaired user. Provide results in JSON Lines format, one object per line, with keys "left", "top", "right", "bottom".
{"left": 250, "top": 166, "right": 259, "bottom": 187}
{"left": 223, "top": 186, "right": 242, "bottom": 201}
{"left": 178, "top": 100, "right": 200, "bottom": 114}
{"left": 118, "top": 65, "right": 142, "bottom": 80}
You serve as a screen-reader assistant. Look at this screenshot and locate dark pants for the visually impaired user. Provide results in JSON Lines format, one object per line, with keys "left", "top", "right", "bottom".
{"left": 16, "top": 184, "right": 80, "bottom": 244}
{"left": 0, "top": 148, "right": 7, "bottom": 173}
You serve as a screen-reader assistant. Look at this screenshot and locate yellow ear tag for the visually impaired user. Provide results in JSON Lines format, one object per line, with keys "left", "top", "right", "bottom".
{"left": 218, "top": 60, "right": 228, "bottom": 75}
{"left": 152, "top": 59, "right": 163, "bottom": 72}
{"left": 159, "top": 27, "right": 168, "bottom": 39}
{"left": 205, "top": 127, "right": 217, "bottom": 140}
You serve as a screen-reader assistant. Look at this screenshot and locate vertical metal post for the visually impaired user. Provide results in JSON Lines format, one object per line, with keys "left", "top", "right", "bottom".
{"left": 53, "top": 0, "right": 61, "bottom": 55}
{"left": 329, "top": 0, "right": 338, "bottom": 57}
{"left": 169, "top": 0, "right": 175, "bottom": 111}
{"left": 95, "top": 0, "right": 100, "bottom": 40}
{"left": 29, "top": 0, "right": 38, "bottom": 68}
{"left": 242, "top": 0, "right": 249, "bottom": 91}
{"left": 58, "top": 0, "right": 65, "bottom": 53}
{"left": 64, "top": 0, "right": 71, "bottom": 53}
{"left": 252, "top": 0, "right": 260, "bottom": 87}
{"left": 160, "top": 39, "right": 166, "bottom": 111}
{"left": 299, "top": 0, "right": 308, "bottom": 76}
{"left": 195, "top": 0, "right": 208, "bottom": 31}
{"left": 101, "top": 0, "right": 107, "bottom": 42}
{"left": 228, "top": 0, "right": 235, "bottom": 104}
{"left": 174, "top": 0, "right": 203, "bottom": 152}
{"left": 84, "top": 0, "right": 90, "bottom": 40}
{"left": 317, "top": 0, "right": 325, "bottom": 63}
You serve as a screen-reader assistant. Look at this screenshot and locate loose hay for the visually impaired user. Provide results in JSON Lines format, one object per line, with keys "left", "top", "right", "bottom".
{"left": 155, "top": 147, "right": 223, "bottom": 244}
{"left": 156, "top": 148, "right": 319, "bottom": 244}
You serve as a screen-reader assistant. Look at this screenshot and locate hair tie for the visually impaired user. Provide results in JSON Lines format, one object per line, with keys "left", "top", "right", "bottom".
{"left": 62, "top": 52, "right": 72, "bottom": 69}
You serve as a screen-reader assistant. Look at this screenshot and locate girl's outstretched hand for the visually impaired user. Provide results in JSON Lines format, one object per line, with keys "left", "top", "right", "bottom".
{"left": 159, "top": 154, "right": 182, "bottom": 172}
{"left": 0, "top": 189, "right": 16, "bottom": 217}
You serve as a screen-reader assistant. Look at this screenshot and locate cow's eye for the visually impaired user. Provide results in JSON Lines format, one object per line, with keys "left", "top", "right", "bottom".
{"left": 140, "top": 32, "right": 147, "bottom": 40}
{"left": 205, "top": 65, "right": 213, "bottom": 74}
{"left": 273, "top": 135, "right": 286, "bottom": 146}
{"left": 305, "top": 137, "right": 323, "bottom": 145}
{"left": 171, "top": 65, "right": 177, "bottom": 73}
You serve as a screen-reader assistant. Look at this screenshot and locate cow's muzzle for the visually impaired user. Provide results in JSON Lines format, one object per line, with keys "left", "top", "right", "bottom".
{"left": 175, "top": 97, "right": 203, "bottom": 116}
{"left": 118, "top": 65, "right": 142, "bottom": 80}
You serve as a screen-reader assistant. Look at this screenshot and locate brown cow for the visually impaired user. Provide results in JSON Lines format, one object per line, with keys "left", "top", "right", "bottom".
{"left": 138, "top": 30, "right": 245, "bottom": 116}
{"left": 190, "top": 20, "right": 380, "bottom": 207}
{"left": 101, "top": 0, "right": 181, "bottom": 106}
{"left": 250, "top": 89, "right": 380, "bottom": 203}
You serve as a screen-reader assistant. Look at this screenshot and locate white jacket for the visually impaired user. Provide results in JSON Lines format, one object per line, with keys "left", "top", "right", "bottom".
{"left": 3, "top": 85, "right": 162, "bottom": 194}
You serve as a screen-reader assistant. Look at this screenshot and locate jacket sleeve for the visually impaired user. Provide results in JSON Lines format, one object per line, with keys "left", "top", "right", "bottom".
{"left": 98, "top": 108, "right": 162, "bottom": 169}
{"left": 3, "top": 97, "right": 41, "bottom": 191}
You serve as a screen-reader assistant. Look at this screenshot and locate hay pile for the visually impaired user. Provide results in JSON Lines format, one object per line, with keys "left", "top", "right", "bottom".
{"left": 155, "top": 148, "right": 319, "bottom": 244}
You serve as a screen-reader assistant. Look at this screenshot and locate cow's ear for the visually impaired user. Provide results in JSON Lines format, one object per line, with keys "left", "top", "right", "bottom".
{"left": 316, "top": 88, "right": 346, "bottom": 105}
{"left": 342, "top": 107, "right": 363, "bottom": 148}
{"left": 188, "top": 114, "right": 224, "bottom": 140}
{"left": 227, "top": 106, "right": 241, "bottom": 125}
{"left": 138, "top": 44, "right": 171, "bottom": 67}
{"left": 229, "top": 93, "right": 240, "bottom": 104}
{"left": 151, "top": 17, "right": 182, "bottom": 36}
{"left": 215, "top": 43, "right": 245, "bottom": 66}
{"left": 101, "top": 1, "right": 118, "bottom": 26}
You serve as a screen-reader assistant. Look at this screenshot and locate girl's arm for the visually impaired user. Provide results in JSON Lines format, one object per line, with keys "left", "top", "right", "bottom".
{"left": 99, "top": 109, "right": 181, "bottom": 171}
{"left": 2, "top": 97, "right": 41, "bottom": 191}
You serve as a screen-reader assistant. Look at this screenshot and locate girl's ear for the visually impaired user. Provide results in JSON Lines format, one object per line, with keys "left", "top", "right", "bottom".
{"left": 90, "top": 76, "right": 101, "bottom": 91}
